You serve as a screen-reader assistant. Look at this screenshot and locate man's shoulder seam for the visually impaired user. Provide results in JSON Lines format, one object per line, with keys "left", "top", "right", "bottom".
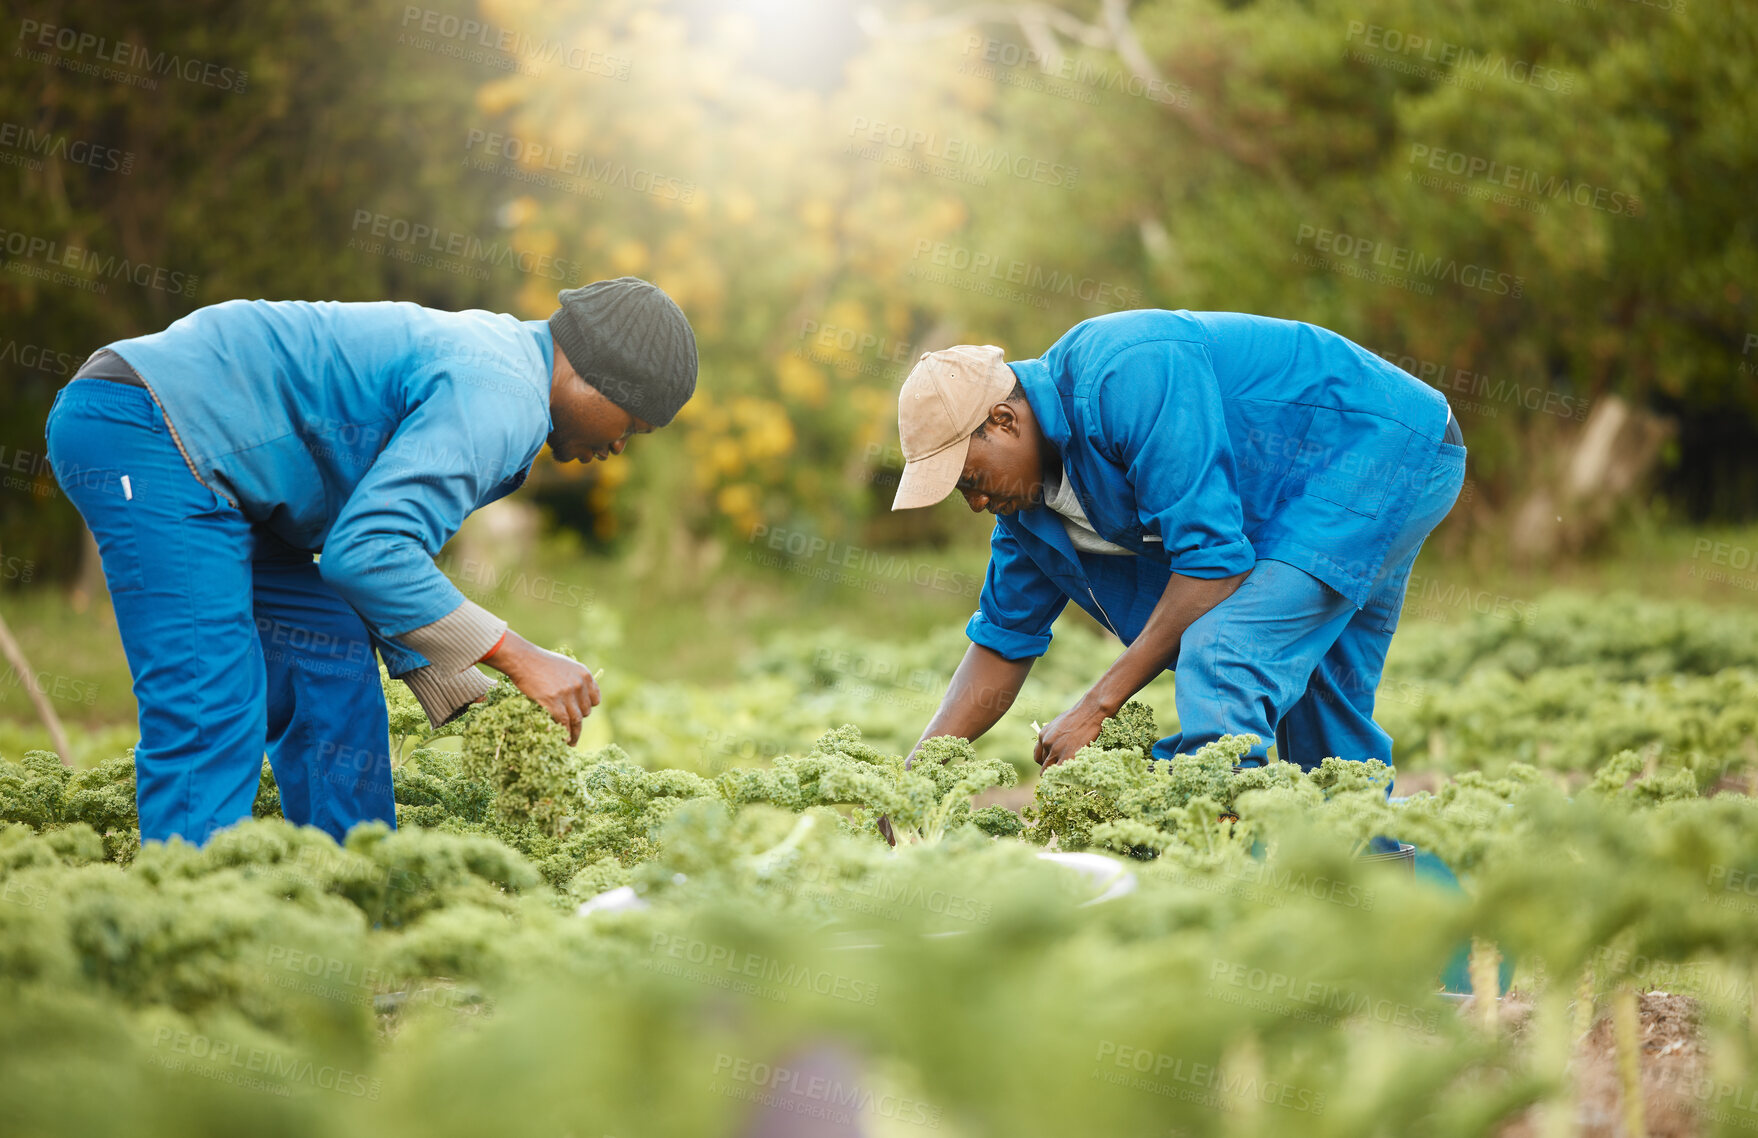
{"left": 1087, "top": 334, "right": 1211, "bottom": 370}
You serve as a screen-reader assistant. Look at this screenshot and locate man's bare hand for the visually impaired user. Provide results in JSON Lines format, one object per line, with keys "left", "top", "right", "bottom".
{"left": 482, "top": 631, "right": 601, "bottom": 745}
{"left": 1033, "top": 695, "right": 1110, "bottom": 768}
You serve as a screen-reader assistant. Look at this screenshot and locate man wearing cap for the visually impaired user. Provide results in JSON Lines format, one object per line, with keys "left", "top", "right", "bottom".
{"left": 893, "top": 309, "right": 1464, "bottom": 773}
{"left": 46, "top": 278, "right": 698, "bottom": 845}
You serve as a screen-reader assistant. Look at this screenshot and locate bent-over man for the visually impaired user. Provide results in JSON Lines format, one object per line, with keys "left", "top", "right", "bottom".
{"left": 891, "top": 309, "right": 1464, "bottom": 773}
{"left": 47, "top": 278, "right": 696, "bottom": 844}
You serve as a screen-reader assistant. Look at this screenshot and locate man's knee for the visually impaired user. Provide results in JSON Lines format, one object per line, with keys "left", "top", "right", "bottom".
{"left": 1175, "top": 606, "right": 1230, "bottom": 678}
{"left": 1176, "top": 610, "right": 1283, "bottom": 707}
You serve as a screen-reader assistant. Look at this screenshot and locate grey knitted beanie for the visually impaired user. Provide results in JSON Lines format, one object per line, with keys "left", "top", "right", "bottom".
{"left": 548, "top": 277, "right": 698, "bottom": 426}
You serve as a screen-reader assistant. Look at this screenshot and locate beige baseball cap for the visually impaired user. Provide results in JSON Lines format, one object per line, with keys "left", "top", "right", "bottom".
{"left": 891, "top": 344, "right": 1017, "bottom": 510}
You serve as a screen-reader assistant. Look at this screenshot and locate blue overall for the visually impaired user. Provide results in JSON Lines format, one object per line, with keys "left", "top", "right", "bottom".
{"left": 45, "top": 301, "right": 554, "bottom": 845}
{"left": 968, "top": 311, "right": 1466, "bottom": 770}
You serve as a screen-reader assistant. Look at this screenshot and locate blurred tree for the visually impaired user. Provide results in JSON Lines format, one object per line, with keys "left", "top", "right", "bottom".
{"left": 4, "top": 0, "right": 1753, "bottom": 583}
{"left": 482, "top": 0, "right": 1757, "bottom": 567}
{"left": 0, "top": 0, "right": 518, "bottom": 571}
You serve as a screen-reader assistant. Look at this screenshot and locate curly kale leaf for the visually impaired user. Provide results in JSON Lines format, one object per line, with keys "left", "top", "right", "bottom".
{"left": 1090, "top": 700, "right": 1160, "bottom": 758}
{"left": 1024, "top": 709, "right": 1263, "bottom": 852}
{"left": 62, "top": 756, "right": 139, "bottom": 863}
{"left": 394, "top": 747, "right": 496, "bottom": 828}
{"left": 0, "top": 751, "right": 71, "bottom": 828}
{"left": 0, "top": 752, "right": 140, "bottom": 864}
{"left": 461, "top": 680, "right": 584, "bottom": 836}
{"left": 717, "top": 725, "right": 894, "bottom": 814}
{"left": 969, "top": 805, "right": 1026, "bottom": 839}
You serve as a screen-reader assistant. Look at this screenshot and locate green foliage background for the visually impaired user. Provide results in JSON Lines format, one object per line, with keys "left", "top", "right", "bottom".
{"left": 4, "top": 0, "right": 1755, "bottom": 571}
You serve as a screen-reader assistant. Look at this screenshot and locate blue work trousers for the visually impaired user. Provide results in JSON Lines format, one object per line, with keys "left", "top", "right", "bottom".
{"left": 1154, "top": 435, "right": 1467, "bottom": 770}
{"left": 45, "top": 378, "right": 395, "bottom": 845}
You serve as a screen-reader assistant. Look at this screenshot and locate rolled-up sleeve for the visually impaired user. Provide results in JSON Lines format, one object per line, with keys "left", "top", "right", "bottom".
{"left": 1095, "top": 340, "right": 1254, "bottom": 579}
{"left": 370, "top": 628, "right": 496, "bottom": 730}
{"left": 965, "top": 522, "right": 1069, "bottom": 660}
{"left": 399, "top": 662, "right": 495, "bottom": 728}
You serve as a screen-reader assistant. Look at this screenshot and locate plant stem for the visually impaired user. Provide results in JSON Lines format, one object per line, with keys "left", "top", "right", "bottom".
{"left": 1612, "top": 987, "right": 1646, "bottom": 1138}
{"left": 1469, "top": 938, "right": 1500, "bottom": 1033}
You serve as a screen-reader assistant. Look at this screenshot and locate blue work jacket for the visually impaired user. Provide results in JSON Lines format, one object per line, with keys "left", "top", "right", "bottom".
{"left": 106, "top": 299, "right": 553, "bottom": 673}
{"left": 967, "top": 310, "right": 1450, "bottom": 660}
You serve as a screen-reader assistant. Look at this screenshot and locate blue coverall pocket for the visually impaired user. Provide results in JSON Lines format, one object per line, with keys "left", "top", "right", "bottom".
{"left": 1296, "top": 409, "right": 1414, "bottom": 520}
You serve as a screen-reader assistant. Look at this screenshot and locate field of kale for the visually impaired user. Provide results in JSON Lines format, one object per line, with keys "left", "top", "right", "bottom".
{"left": 4, "top": 590, "right": 1758, "bottom": 1138}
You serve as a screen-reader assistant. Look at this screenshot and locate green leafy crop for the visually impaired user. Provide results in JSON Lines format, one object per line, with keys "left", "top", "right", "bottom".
{"left": 1022, "top": 702, "right": 1275, "bottom": 856}
{"left": 0, "top": 751, "right": 139, "bottom": 864}
{"left": 461, "top": 680, "right": 585, "bottom": 837}
{"left": 3, "top": 618, "right": 1756, "bottom": 1138}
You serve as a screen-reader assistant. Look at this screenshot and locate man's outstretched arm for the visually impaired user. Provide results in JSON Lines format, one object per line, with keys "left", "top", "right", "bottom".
{"left": 908, "top": 642, "right": 1036, "bottom": 763}
{"left": 1034, "top": 568, "right": 1250, "bottom": 767}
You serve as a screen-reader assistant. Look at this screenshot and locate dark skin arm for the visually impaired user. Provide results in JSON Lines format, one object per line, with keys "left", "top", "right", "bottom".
{"left": 879, "top": 643, "right": 1034, "bottom": 846}
{"left": 906, "top": 642, "right": 1037, "bottom": 763}
{"left": 1034, "top": 568, "right": 1252, "bottom": 768}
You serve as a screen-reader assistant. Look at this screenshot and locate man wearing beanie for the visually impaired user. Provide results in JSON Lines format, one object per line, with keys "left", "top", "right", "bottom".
{"left": 45, "top": 279, "right": 697, "bottom": 846}
{"left": 890, "top": 310, "right": 1464, "bottom": 776}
